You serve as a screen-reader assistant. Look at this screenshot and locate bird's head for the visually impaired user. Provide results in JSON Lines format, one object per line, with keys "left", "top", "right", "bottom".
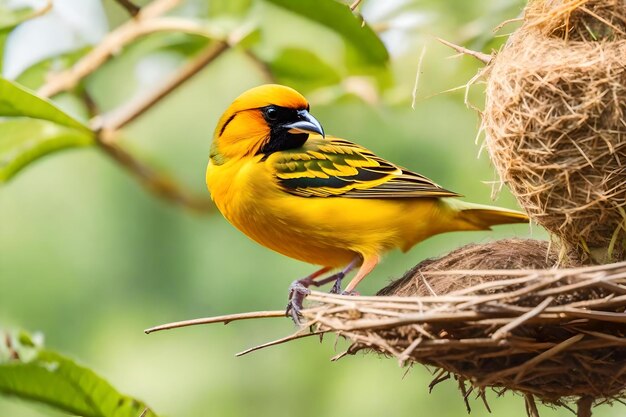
{"left": 210, "top": 84, "right": 324, "bottom": 163}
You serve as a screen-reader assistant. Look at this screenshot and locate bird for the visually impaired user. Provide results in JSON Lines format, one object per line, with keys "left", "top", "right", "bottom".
{"left": 206, "top": 84, "right": 529, "bottom": 323}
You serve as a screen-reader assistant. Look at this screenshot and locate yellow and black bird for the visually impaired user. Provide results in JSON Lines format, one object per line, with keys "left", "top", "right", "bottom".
{"left": 206, "top": 84, "right": 528, "bottom": 322}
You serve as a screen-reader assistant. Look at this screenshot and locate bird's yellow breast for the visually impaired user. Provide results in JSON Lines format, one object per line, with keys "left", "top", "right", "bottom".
{"left": 206, "top": 156, "right": 451, "bottom": 268}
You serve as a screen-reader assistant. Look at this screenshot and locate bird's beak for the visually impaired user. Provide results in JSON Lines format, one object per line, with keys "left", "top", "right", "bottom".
{"left": 283, "top": 110, "right": 325, "bottom": 138}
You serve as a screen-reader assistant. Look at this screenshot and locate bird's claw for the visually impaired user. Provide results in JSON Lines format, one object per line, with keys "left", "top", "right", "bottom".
{"left": 286, "top": 280, "right": 311, "bottom": 325}
{"left": 329, "top": 272, "right": 345, "bottom": 294}
{"left": 285, "top": 269, "right": 352, "bottom": 324}
{"left": 341, "top": 289, "right": 360, "bottom": 296}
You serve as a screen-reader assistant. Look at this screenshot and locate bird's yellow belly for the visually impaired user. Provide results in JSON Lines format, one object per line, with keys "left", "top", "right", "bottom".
{"left": 207, "top": 159, "right": 447, "bottom": 268}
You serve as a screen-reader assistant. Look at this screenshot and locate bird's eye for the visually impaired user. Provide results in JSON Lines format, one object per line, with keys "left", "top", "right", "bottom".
{"left": 265, "top": 107, "right": 278, "bottom": 121}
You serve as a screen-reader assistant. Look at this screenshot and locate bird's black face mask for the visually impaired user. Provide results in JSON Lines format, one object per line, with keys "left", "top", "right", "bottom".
{"left": 258, "top": 105, "right": 325, "bottom": 155}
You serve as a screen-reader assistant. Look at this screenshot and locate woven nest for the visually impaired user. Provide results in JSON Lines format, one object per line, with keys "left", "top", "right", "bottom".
{"left": 481, "top": 0, "right": 626, "bottom": 262}
{"left": 301, "top": 239, "right": 626, "bottom": 415}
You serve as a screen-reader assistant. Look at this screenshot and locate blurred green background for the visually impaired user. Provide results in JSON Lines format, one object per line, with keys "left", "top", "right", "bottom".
{"left": 0, "top": 0, "right": 621, "bottom": 416}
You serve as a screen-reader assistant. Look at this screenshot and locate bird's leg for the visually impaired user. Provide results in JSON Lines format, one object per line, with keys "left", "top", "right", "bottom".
{"left": 286, "top": 258, "right": 360, "bottom": 324}
{"left": 327, "top": 257, "right": 360, "bottom": 294}
{"left": 286, "top": 266, "right": 331, "bottom": 323}
{"left": 342, "top": 255, "right": 379, "bottom": 295}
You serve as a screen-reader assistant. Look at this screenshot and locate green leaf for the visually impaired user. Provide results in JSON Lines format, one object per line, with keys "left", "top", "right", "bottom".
{"left": 158, "top": 33, "right": 210, "bottom": 56}
{"left": 238, "top": 27, "right": 262, "bottom": 49}
{"left": 207, "top": 0, "right": 253, "bottom": 17}
{"left": 0, "top": 3, "right": 50, "bottom": 73}
{"left": 0, "top": 118, "right": 93, "bottom": 182}
{"left": 0, "top": 331, "right": 158, "bottom": 417}
{"left": 265, "top": 0, "right": 388, "bottom": 65}
{"left": 0, "top": 78, "right": 90, "bottom": 132}
{"left": 270, "top": 48, "right": 341, "bottom": 92}
{"left": 16, "top": 47, "right": 91, "bottom": 90}
{"left": 0, "top": 5, "right": 37, "bottom": 30}
{"left": 0, "top": 78, "right": 94, "bottom": 181}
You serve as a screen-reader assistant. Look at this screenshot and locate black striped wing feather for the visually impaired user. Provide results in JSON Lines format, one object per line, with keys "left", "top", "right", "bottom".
{"left": 270, "top": 138, "right": 460, "bottom": 199}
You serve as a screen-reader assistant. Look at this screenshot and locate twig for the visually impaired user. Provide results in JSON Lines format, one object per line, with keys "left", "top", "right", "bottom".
{"left": 236, "top": 329, "right": 327, "bottom": 357}
{"left": 458, "top": 378, "right": 472, "bottom": 414}
{"left": 98, "top": 40, "right": 230, "bottom": 132}
{"left": 411, "top": 45, "right": 427, "bottom": 110}
{"left": 144, "top": 310, "right": 287, "bottom": 334}
{"left": 45, "top": 3, "right": 249, "bottom": 212}
{"left": 525, "top": 394, "right": 541, "bottom": 417}
{"left": 138, "top": 408, "right": 149, "bottom": 417}
{"left": 115, "top": 0, "right": 141, "bottom": 17}
{"left": 493, "top": 17, "right": 524, "bottom": 33}
{"left": 82, "top": 85, "right": 215, "bottom": 212}
{"left": 491, "top": 296, "right": 554, "bottom": 339}
{"left": 436, "top": 37, "right": 492, "bottom": 65}
{"left": 96, "top": 140, "right": 215, "bottom": 211}
{"left": 243, "top": 50, "right": 276, "bottom": 83}
{"left": 429, "top": 369, "right": 450, "bottom": 392}
{"left": 39, "top": 16, "right": 216, "bottom": 98}
{"left": 349, "top": 0, "right": 363, "bottom": 11}
{"left": 26, "top": 0, "right": 53, "bottom": 20}
{"left": 415, "top": 269, "right": 436, "bottom": 296}
{"left": 398, "top": 337, "right": 422, "bottom": 366}
{"left": 488, "top": 334, "right": 585, "bottom": 384}
{"left": 577, "top": 396, "right": 593, "bottom": 417}
{"left": 478, "top": 390, "right": 491, "bottom": 413}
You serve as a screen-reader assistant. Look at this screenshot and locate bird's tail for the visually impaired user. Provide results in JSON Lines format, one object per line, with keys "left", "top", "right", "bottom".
{"left": 444, "top": 199, "right": 529, "bottom": 231}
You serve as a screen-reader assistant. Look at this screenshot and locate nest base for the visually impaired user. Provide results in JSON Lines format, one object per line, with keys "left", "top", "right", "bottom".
{"left": 301, "top": 239, "right": 626, "bottom": 415}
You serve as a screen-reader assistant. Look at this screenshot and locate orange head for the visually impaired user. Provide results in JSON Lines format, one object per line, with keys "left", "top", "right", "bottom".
{"left": 210, "top": 84, "right": 324, "bottom": 163}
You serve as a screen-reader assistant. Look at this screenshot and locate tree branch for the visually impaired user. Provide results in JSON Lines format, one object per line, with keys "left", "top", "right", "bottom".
{"left": 243, "top": 50, "right": 276, "bottom": 83}
{"left": 36, "top": 0, "right": 256, "bottom": 212}
{"left": 349, "top": 0, "right": 363, "bottom": 11}
{"left": 145, "top": 311, "right": 287, "bottom": 334}
{"left": 38, "top": 0, "right": 189, "bottom": 98}
{"left": 96, "top": 140, "right": 215, "bottom": 211}
{"left": 96, "top": 40, "right": 230, "bottom": 132}
{"left": 81, "top": 90, "right": 215, "bottom": 212}
{"left": 114, "top": 0, "right": 141, "bottom": 17}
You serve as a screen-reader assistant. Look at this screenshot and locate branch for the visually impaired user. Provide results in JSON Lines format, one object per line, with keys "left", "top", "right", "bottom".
{"left": 81, "top": 91, "right": 215, "bottom": 212}
{"left": 524, "top": 394, "right": 540, "bottom": 417}
{"left": 144, "top": 310, "right": 287, "bottom": 334}
{"left": 97, "top": 40, "right": 230, "bottom": 132}
{"left": 436, "top": 37, "right": 492, "bottom": 65}
{"left": 38, "top": 0, "right": 190, "bottom": 98}
{"left": 86, "top": 38, "right": 236, "bottom": 211}
{"left": 37, "top": 1, "right": 251, "bottom": 211}
{"left": 96, "top": 140, "right": 215, "bottom": 211}
{"left": 349, "top": 0, "right": 363, "bottom": 11}
{"left": 29, "top": 0, "right": 53, "bottom": 19}
{"left": 236, "top": 329, "right": 327, "bottom": 357}
{"left": 243, "top": 50, "right": 276, "bottom": 83}
{"left": 114, "top": 0, "right": 141, "bottom": 17}
{"left": 577, "top": 396, "right": 593, "bottom": 417}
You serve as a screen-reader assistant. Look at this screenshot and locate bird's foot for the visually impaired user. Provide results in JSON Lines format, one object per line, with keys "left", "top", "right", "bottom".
{"left": 286, "top": 279, "right": 312, "bottom": 325}
{"left": 341, "top": 289, "right": 360, "bottom": 296}
{"left": 329, "top": 272, "right": 345, "bottom": 294}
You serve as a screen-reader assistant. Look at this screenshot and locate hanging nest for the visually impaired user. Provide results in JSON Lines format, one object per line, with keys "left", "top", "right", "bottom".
{"left": 300, "top": 239, "right": 626, "bottom": 415}
{"left": 481, "top": 0, "right": 626, "bottom": 263}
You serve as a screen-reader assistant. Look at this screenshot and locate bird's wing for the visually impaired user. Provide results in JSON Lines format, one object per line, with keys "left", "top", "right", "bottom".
{"left": 269, "top": 137, "right": 460, "bottom": 198}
